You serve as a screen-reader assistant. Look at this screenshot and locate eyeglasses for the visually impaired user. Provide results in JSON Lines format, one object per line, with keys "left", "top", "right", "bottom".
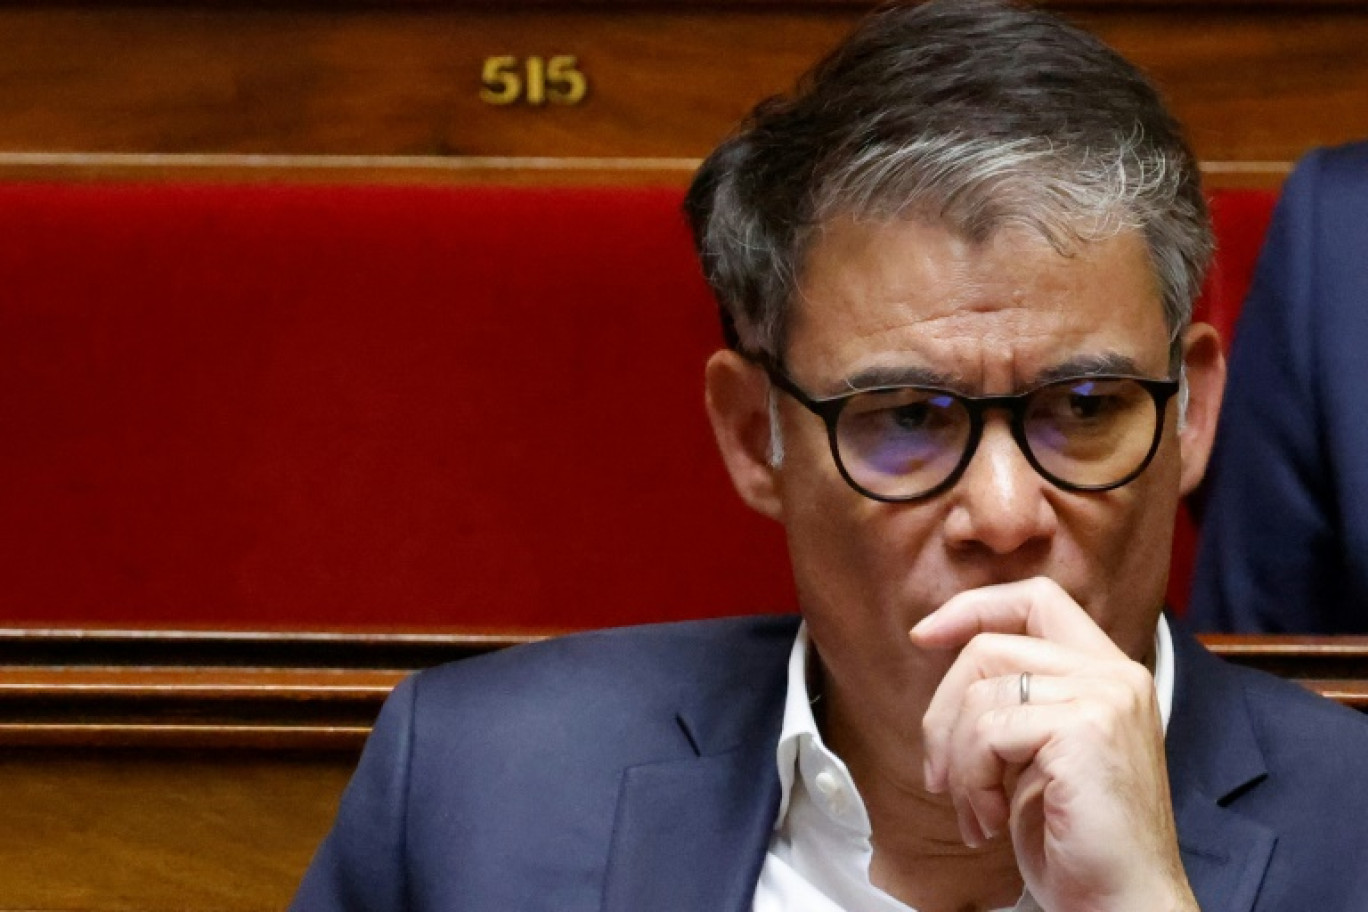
{"left": 762, "top": 361, "right": 1179, "bottom": 503}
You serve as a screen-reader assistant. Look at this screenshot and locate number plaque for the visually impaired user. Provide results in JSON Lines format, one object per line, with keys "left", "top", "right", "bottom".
{"left": 480, "top": 56, "right": 588, "bottom": 107}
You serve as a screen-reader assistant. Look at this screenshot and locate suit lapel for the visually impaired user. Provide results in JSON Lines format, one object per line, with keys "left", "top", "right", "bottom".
{"left": 1166, "top": 623, "right": 1276, "bottom": 912}
{"left": 601, "top": 620, "right": 792, "bottom": 912}
{"left": 1173, "top": 794, "right": 1275, "bottom": 912}
{"left": 601, "top": 741, "right": 781, "bottom": 912}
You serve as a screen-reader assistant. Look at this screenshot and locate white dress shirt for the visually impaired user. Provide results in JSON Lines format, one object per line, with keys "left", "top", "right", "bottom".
{"left": 751, "top": 618, "right": 1175, "bottom": 912}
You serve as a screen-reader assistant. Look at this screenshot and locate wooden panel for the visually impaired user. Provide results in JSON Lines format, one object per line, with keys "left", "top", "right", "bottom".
{"left": 1, "top": 749, "right": 353, "bottom": 911}
{"left": 1074, "top": 8, "right": 1368, "bottom": 166}
{"left": 0, "top": 627, "right": 537, "bottom": 749}
{"left": 0, "top": 626, "right": 542, "bottom": 667}
{"left": 1, "top": 628, "right": 1366, "bottom": 752}
{"left": 1206, "top": 634, "right": 1368, "bottom": 712}
{"left": 1202, "top": 633, "right": 1368, "bottom": 680}
{"left": 0, "top": 9, "right": 842, "bottom": 157}
{"left": 0, "top": 4, "right": 1363, "bottom": 185}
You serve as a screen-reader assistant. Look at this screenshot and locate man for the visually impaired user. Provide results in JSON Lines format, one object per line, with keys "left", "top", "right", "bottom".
{"left": 293, "top": 2, "right": 1368, "bottom": 910}
{"left": 1190, "top": 140, "right": 1368, "bottom": 634}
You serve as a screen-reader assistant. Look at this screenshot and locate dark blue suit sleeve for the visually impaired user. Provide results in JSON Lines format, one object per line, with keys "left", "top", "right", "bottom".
{"left": 291, "top": 675, "right": 417, "bottom": 911}
{"left": 1190, "top": 142, "right": 1368, "bottom": 632}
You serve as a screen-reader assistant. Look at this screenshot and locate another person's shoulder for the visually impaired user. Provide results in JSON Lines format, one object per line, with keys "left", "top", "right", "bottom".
{"left": 1298, "top": 138, "right": 1368, "bottom": 187}
{"left": 1278, "top": 138, "right": 1368, "bottom": 228}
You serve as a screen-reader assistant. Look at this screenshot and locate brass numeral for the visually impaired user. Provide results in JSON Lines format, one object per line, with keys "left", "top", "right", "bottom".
{"left": 479, "top": 55, "right": 521, "bottom": 105}
{"left": 480, "top": 56, "right": 588, "bottom": 106}
{"left": 546, "top": 56, "right": 588, "bottom": 105}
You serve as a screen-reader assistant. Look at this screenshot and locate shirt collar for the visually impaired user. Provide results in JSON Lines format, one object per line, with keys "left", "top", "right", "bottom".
{"left": 773, "top": 614, "right": 1176, "bottom": 825}
{"left": 774, "top": 622, "right": 820, "bottom": 823}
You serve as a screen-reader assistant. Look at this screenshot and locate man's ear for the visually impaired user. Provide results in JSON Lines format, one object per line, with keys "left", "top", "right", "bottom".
{"left": 704, "top": 349, "right": 784, "bottom": 520}
{"left": 1177, "top": 322, "right": 1227, "bottom": 496}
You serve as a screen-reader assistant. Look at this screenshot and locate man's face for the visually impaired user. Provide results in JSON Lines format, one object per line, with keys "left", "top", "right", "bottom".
{"left": 773, "top": 215, "right": 1182, "bottom": 717}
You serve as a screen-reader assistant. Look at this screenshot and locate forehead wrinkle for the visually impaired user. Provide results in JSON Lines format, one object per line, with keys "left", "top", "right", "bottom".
{"left": 824, "top": 306, "right": 1056, "bottom": 396}
{"left": 785, "top": 217, "right": 1167, "bottom": 396}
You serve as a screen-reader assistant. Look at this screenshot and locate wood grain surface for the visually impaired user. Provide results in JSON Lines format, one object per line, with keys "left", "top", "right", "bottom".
{"left": 0, "top": 3, "right": 1363, "bottom": 185}
{"left": 2, "top": 750, "right": 354, "bottom": 911}
{"left": 1, "top": 628, "right": 1365, "bottom": 751}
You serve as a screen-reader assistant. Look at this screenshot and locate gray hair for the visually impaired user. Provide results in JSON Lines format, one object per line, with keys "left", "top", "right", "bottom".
{"left": 684, "top": 0, "right": 1213, "bottom": 367}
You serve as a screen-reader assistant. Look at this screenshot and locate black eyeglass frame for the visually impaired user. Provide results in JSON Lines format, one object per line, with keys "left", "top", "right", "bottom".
{"left": 760, "top": 361, "right": 1181, "bottom": 504}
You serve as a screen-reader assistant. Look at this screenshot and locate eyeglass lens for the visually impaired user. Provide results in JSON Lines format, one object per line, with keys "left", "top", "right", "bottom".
{"left": 835, "top": 378, "right": 1161, "bottom": 498}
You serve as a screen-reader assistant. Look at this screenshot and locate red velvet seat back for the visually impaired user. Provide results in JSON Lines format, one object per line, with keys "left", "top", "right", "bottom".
{"left": 0, "top": 184, "right": 1275, "bottom": 630}
{"left": 1166, "top": 188, "right": 1278, "bottom": 611}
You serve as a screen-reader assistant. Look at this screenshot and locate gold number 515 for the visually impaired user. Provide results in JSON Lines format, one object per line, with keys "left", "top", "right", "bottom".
{"left": 480, "top": 56, "right": 589, "bottom": 106}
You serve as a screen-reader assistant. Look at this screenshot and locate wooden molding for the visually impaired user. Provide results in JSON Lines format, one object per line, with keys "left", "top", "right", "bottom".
{"left": 2, "top": 627, "right": 1366, "bottom": 750}
{"left": 0, "top": 4, "right": 1361, "bottom": 188}
{"left": 0, "top": 152, "right": 1291, "bottom": 189}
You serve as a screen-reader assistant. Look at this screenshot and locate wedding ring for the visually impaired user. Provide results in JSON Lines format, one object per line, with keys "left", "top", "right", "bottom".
{"left": 1019, "top": 671, "right": 1032, "bottom": 705}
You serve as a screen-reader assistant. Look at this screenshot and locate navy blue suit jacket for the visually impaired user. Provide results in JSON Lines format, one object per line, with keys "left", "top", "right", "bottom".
{"left": 1191, "top": 141, "right": 1368, "bottom": 632}
{"left": 292, "top": 615, "right": 1368, "bottom": 911}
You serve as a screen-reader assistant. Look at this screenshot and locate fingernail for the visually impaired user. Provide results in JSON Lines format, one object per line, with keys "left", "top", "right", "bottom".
{"left": 968, "top": 804, "right": 996, "bottom": 842}
{"left": 956, "top": 803, "right": 984, "bottom": 847}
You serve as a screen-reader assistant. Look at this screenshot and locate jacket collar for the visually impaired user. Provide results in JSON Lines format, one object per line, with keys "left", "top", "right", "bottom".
{"left": 1165, "top": 621, "right": 1276, "bottom": 912}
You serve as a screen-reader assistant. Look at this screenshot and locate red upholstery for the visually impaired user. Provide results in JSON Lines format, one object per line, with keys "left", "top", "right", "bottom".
{"left": 1166, "top": 189, "right": 1278, "bottom": 611}
{"left": 0, "top": 184, "right": 1275, "bottom": 630}
{"left": 1197, "top": 190, "right": 1281, "bottom": 340}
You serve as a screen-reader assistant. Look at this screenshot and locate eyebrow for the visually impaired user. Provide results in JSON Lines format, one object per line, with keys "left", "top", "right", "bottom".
{"left": 1032, "top": 352, "right": 1149, "bottom": 384}
{"left": 836, "top": 351, "right": 1151, "bottom": 396}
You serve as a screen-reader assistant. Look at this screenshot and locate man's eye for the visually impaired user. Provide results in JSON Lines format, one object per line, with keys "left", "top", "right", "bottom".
{"left": 887, "top": 394, "right": 956, "bottom": 431}
{"left": 1067, "top": 394, "right": 1112, "bottom": 420}
{"left": 892, "top": 403, "right": 933, "bottom": 428}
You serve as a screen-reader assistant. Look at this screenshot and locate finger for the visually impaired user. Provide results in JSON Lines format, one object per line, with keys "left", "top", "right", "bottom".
{"left": 954, "top": 789, "right": 990, "bottom": 848}
{"left": 1008, "top": 757, "right": 1049, "bottom": 878}
{"left": 928, "top": 664, "right": 1142, "bottom": 794}
{"left": 980, "top": 701, "right": 1079, "bottom": 765}
{"left": 909, "top": 577, "right": 1121, "bottom": 656}
{"left": 963, "top": 692, "right": 1156, "bottom": 824}
{"left": 923, "top": 636, "right": 1096, "bottom": 790}
{"left": 941, "top": 674, "right": 1020, "bottom": 838}
{"left": 956, "top": 702, "right": 1085, "bottom": 851}
{"left": 941, "top": 674, "right": 1089, "bottom": 836}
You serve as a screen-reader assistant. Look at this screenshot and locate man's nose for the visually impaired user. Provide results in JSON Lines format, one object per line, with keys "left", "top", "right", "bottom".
{"left": 943, "top": 417, "right": 1058, "bottom": 555}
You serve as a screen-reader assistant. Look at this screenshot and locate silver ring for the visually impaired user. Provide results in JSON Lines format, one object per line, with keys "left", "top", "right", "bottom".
{"left": 1019, "top": 671, "right": 1032, "bottom": 705}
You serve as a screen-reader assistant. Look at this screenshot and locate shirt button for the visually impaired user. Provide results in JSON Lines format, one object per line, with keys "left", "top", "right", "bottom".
{"left": 813, "top": 768, "right": 844, "bottom": 812}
